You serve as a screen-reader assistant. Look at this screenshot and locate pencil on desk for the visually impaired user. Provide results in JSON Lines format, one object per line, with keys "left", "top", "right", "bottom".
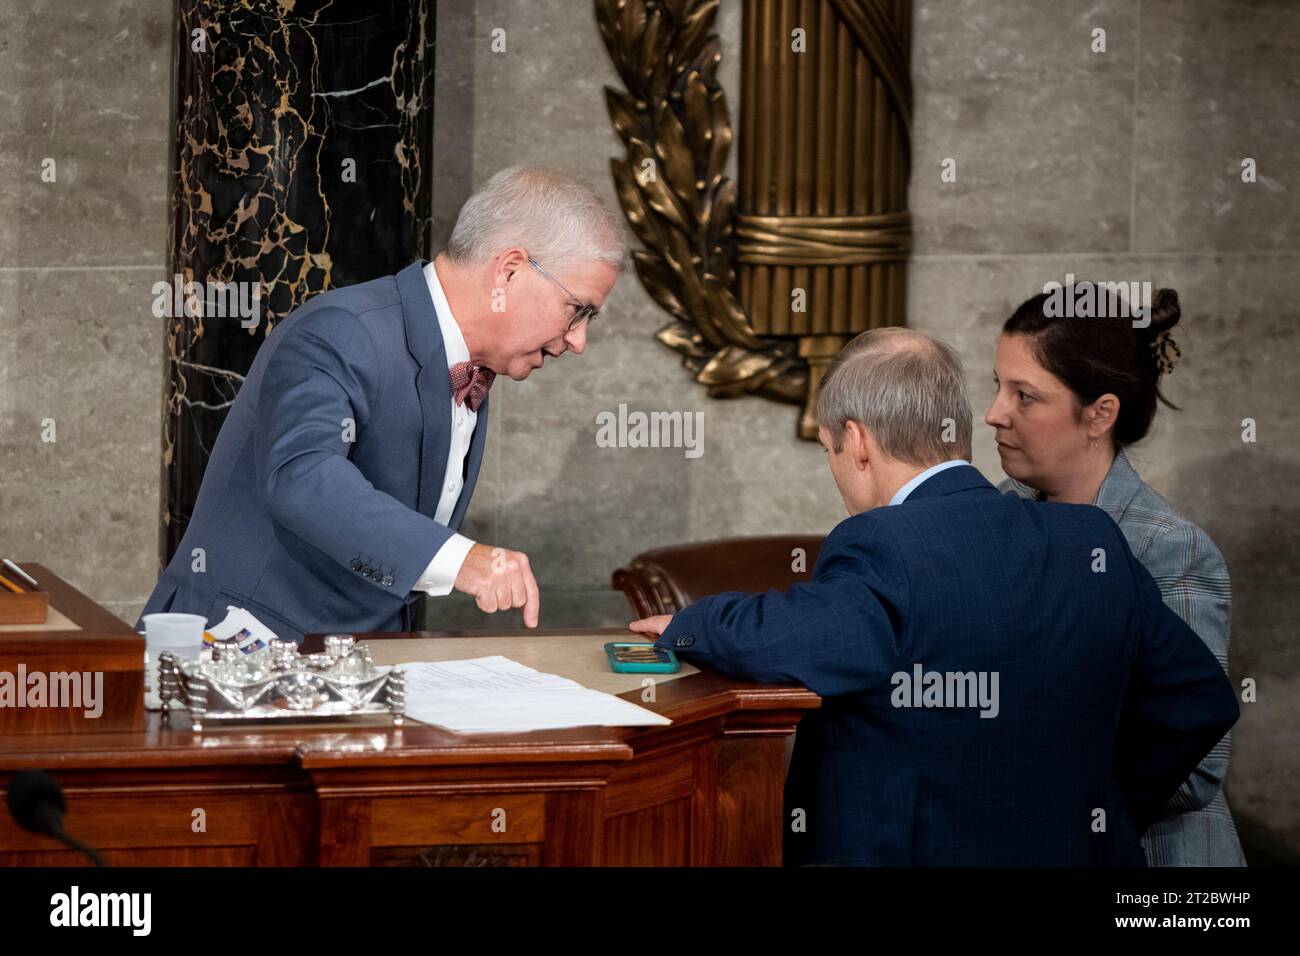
{"left": 2, "top": 559, "right": 38, "bottom": 588}
{"left": 0, "top": 573, "right": 24, "bottom": 594}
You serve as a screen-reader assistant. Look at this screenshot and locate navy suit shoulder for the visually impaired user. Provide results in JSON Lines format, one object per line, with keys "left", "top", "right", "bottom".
{"left": 658, "top": 463, "right": 1237, "bottom": 865}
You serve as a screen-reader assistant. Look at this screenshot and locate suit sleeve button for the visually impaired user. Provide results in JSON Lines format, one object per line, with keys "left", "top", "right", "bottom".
{"left": 382, "top": 575, "right": 394, "bottom": 587}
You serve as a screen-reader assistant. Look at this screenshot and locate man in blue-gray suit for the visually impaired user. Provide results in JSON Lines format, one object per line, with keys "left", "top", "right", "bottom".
{"left": 139, "top": 166, "right": 627, "bottom": 643}
{"left": 630, "top": 328, "right": 1239, "bottom": 866}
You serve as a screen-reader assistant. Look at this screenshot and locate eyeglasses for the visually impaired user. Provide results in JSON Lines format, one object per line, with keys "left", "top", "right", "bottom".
{"left": 528, "top": 255, "right": 599, "bottom": 333}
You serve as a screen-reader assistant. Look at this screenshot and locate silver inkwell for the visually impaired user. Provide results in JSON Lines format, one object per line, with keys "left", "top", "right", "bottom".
{"left": 158, "top": 634, "right": 406, "bottom": 732}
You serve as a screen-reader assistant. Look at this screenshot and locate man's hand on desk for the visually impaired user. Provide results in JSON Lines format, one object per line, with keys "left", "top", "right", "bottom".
{"left": 628, "top": 615, "right": 674, "bottom": 638}
{"left": 453, "top": 543, "right": 541, "bottom": 627}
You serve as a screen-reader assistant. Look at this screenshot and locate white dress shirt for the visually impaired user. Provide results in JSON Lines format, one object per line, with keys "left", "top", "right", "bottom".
{"left": 411, "top": 261, "right": 479, "bottom": 596}
{"left": 889, "top": 459, "right": 969, "bottom": 506}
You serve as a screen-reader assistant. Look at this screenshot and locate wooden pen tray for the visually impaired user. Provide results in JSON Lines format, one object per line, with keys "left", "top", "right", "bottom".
{"left": 0, "top": 585, "right": 49, "bottom": 624}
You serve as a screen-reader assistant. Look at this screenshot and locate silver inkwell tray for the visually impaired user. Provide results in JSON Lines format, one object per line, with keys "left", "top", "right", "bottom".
{"left": 158, "top": 635, "right": 406, "bottom": 732}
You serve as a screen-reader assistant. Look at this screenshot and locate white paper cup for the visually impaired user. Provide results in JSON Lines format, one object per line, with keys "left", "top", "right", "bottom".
{"left": 141, "top": 612, "right": 207, "bottom": 662}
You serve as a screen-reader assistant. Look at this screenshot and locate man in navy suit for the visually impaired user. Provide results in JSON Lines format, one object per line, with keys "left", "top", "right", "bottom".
{"left": 139, "top": 166, "right": 627, "bottom": 642}
{"left": 630, "top": 328, "right": 1239, "bottom": 866}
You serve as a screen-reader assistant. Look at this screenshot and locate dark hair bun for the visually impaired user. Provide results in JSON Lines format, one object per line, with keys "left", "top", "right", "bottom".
{"left": 1147, "top": 287, "right": 1181, "bottom": 336}
{"left": 1003, "top": 282, "right": 1183, "bottom": 450}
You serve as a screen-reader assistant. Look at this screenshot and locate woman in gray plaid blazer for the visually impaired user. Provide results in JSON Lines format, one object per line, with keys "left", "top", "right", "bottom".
{"left": 986, "top": 284, "right": 1245, "bottom": 866}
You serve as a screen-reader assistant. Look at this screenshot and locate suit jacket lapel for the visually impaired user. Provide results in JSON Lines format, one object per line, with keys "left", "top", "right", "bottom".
{"left": 415, "top": 363, "right": 452, "bottom": 517}
{"left": 1093, "top": 449, "right": 1143, "bottom": 524}
{"left": 396, "top": 260, "right": 454, "bottom": 519}
{"left": 1003, "top": 476, "right": 1043, "bottom": 501}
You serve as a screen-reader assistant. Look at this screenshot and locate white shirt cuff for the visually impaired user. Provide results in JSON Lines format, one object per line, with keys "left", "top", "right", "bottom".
{"left": 414, "top": 533, "right": 476, "bottom": 596}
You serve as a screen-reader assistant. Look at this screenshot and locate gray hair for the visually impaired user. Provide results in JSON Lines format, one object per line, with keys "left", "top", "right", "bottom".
{"left": 446, "top": 165, "right": 630, "bottom": 273}
{"left": 816, "top": 327, "right": 973, "bottom": 465}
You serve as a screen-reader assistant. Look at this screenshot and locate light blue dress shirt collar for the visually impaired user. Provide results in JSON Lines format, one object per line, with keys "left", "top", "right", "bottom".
{"left": 889, "top": 459, "right": 969, "bottom": 506}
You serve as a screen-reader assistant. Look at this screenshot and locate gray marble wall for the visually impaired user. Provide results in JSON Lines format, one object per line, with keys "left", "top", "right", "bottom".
{"left": 0, "top": 1, "right": 173, "bottom": 624}
{"left": 2, "top": 1, "right": 1296, "bottom": 854}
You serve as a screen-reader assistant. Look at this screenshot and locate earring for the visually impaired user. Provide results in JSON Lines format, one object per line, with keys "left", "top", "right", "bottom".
{"left": 1088, "top": 437, "right": 1099, "bottom": 449}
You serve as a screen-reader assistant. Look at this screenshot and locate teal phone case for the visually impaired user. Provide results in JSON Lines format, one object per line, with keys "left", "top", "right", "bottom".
{"left": 605, "top": 641, "right": 681, "bottom": 673}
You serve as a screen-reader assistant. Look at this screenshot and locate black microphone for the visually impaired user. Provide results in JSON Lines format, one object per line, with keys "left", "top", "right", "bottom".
{"left": 6, "top": 770, "right": 105, "bottom": 866}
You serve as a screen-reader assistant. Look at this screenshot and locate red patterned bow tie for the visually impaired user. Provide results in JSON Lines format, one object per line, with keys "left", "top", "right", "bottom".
{"left": 449, "top": 361, "right": 495, "bottom": 412}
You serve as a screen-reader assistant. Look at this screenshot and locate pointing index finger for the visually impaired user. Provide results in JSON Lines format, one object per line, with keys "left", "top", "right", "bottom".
{"left": 522, "top": 563, "right": 540, "bottom": 628}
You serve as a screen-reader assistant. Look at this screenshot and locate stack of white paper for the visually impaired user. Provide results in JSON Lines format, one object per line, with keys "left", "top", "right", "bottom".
{"left": 398, "top": 655, "right": 672, "bottom": 733}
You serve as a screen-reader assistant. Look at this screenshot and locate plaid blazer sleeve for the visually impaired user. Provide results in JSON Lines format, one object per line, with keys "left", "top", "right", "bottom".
{"left": 1138, "top": 519, "right": 1234, "bottom": 813}
{"left": 1115, "top": 537, "right": 1240, "bottom": 834}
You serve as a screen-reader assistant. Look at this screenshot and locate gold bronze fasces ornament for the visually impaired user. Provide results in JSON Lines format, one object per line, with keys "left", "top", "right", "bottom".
{"left": 735, "top": 212, "right": 912, "bottom": 266}
{"left": 825, "top": 0, "right": 913, "bottom": 143}
{"left": 599, "top": 0, "right": 912, "bottom": 437}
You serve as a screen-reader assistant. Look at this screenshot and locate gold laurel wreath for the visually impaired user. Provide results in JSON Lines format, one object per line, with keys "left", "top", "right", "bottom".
{"left": 595, "top": 0, "right": 808, "bottom": 403}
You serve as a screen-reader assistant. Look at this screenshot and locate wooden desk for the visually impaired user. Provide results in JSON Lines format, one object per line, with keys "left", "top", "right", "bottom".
{"left": 0, "top": 563, "right": 143, "bottom": 735}
{"left": 0, "top": 570, "right": 819, "bottom": 866}
{"left": 0, "top": 562, "right": 134, "bottom": 633}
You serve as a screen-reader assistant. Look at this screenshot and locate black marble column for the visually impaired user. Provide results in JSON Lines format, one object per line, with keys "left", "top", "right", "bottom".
{"left": 161, "top": 0, "right": 435, "bottom": 564}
